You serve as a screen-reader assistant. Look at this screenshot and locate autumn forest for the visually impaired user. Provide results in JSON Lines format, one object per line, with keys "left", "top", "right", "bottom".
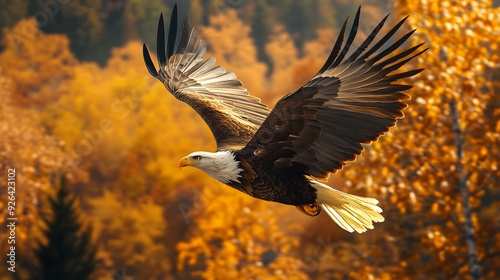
{"left": 0, "top": 0, "right": 499, "bottom": 279}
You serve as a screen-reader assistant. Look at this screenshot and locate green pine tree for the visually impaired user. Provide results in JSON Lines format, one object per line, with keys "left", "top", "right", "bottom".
{"left": 31, "top": 176, "right": 98, "bottom": 280}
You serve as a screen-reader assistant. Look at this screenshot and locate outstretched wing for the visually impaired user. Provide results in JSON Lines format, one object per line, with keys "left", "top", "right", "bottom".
{"left": 244, "top": 7, "right": 427, "bottom": 179}
{"left": 143, "top": 5, "right": 270, "bottom": 150}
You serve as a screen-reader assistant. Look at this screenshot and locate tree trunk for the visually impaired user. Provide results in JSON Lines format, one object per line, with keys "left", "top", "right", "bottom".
{"left": 449, "top": 100, "right": 481, "bottom": 280}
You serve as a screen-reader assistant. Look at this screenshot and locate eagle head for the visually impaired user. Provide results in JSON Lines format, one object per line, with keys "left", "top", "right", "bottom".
{"left": 179, "top": 151, "right": 242, "bottom": 184}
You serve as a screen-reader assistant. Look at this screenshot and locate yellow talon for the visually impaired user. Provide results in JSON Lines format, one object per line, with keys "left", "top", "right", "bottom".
{"left": 296, "top": 203, "right": 321, "bottom": 216}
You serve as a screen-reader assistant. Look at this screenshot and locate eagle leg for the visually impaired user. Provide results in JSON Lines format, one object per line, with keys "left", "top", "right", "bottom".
{"left": 296, "top": 203, "right": 321, "bottom": 216}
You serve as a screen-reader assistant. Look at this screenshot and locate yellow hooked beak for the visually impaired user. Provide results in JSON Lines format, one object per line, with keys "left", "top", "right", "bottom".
{"left": 178, "top": 157, "right": 198, "bottom": 169}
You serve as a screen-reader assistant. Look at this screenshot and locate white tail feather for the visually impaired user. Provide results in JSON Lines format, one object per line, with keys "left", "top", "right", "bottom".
{"left": 311, "top": 181, "right": 385, "bottom": 233}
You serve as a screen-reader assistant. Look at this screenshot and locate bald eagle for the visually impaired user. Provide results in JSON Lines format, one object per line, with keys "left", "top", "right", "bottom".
{"left": 143, "top": 5, "right": 426, "bottom": 233}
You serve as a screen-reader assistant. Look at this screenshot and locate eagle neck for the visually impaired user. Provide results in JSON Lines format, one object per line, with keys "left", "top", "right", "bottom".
{"left": 210, "top": 150, "right": 243, "bottom": 184}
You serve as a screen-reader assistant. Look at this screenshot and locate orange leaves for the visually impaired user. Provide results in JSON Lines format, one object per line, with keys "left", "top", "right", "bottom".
{"left": 326, "top": 0, "right": 500, "bottom": 277}
{"left": 201, "top": 10, "right": 268, "bottom": 99}
{"left": 0, "top": 18, "right": 77, "bottom": 106}
{"left": 265, "top": 27, "right": 335, "bottom": 104}
{"left": 176, "top": 186, "right": 305, "bottom": 278}
{"left": 265, "top": 26, "right": 300, "bottom": 100}
{"left": 427, "top": 229, "right": 448, "bottom": 252}
{"left": 0, "top": 73, "right": 86, "bottom": 264}
{"left": 89, "top": 191, "right": 170, "bottom": 277}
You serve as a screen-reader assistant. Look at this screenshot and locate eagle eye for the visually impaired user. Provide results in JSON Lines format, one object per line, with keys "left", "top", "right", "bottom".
{"left": 193, "top": 155, "right": 202, "bottom": 161}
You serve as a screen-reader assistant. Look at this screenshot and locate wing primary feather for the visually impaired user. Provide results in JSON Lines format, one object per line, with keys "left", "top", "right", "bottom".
{"left": 377, "top": 47, "right": 428, "bottom": 75}
{"left": 173, "top": 17, "right": 196, "bottom": 70}
{"left": 142, "top": 44, "right": 159, "bottom": 79}
{"left": 359, "top": 15, "right": 409, "bottom": 60}
{"left": 344, "top": 44, "right": 426, "bottom": 86}
{"left": 317, "top": 18, "right": 349, "bottom": 74}
{"left": 167, "top": 4, "right": 178, "bottom": 59}
{"left": 157, "top": 13, "right": 167, "bottom": 67}
{"left": 331, "top": 6, "right": 361, "bottom": 68}
{"left": 182, "top": 22, "right": 197, "bottom": 52}
{"left": 386, "top": 68, "right": 425, "bottom": 82}
{"left": 179, "top": 35, "right": 205, "bottom": 72}
{"left": 373, "top": 42, "right": 426, "bottom": 69}
{"left": 345, "top": 13, "right": 389, "bottom": 64}
{"left": 368, "top": 29, "right": 417, "bottom": 65}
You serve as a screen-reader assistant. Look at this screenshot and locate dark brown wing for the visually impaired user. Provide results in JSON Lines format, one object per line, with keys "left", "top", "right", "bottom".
{"left": 243, "top": 7, "right": 427, "bottom": 179}
{"left": 143, "top": 5, "right": 270, "bottom": 150}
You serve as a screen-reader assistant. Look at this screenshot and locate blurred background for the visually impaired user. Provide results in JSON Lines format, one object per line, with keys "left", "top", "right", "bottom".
{"left": 0, "top": 0, "right": 499, "bottom": 279}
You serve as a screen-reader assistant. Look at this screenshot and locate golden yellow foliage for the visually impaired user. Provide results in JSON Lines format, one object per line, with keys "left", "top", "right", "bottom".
{"left": 265, "top": 27, "right": 336, "bottom": 104}
{"left": 177, "top": 185, "right": 307, "bottom": 279}
{"left": 0, "top": 18, "right": 77, "bottom": 106}
{"left": 0, "top": 70, "right": 86, "bottom": 277}
{"left": 201, "top": 9, "right": 268, "bottom": 99}
{"left": 89, "top": 191, "right": 169, "bottom": 279}
{"left": 335, "top": 0, "right": 500, "bottom": 278}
